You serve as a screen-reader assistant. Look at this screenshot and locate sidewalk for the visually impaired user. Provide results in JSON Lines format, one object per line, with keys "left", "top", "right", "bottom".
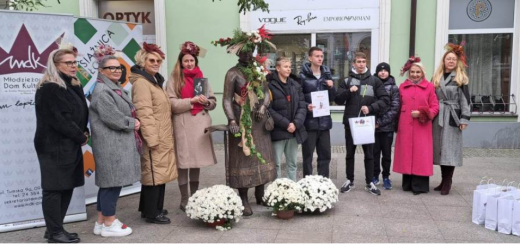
{"left": 1, "top": 146, "right": 520, "bottom": 243}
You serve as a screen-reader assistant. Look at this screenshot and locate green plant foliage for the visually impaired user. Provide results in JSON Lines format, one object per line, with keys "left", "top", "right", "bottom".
{"left": 5, "top": 0, "right": 60, "bottom": 11}
{"left": 212, "top": 0, "right": 269, "bottom": 15}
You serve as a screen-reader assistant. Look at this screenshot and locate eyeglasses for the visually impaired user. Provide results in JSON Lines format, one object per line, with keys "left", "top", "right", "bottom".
{"left": 102, "top": 66, "right": 123, "bottom": 72}
{"left": 58, "top": 61, "right": 78, "bottom": 67}
{"left": 147, "top": 58, "right": 163, "bottom": 64}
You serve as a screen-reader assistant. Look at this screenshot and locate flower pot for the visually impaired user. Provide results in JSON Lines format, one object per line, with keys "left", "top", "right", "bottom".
{"left": 276, "top": 210, "right": 295, "bottom": 220}
{"left": 205, "top": 219, "right": 226, "bottom": 228}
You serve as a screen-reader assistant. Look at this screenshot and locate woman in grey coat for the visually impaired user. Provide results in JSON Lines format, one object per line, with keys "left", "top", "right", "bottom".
{"left": 89, "top": 55, "right": 141, "bottom": 237}
{"left": 431, "top": 43, "right": 471, "bottom": 196}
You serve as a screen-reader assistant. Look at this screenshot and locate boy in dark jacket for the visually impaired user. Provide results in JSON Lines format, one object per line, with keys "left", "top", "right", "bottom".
{"left": 335, "top": 52, "right": 390, "bottom": 196}
{"left": 373, "top": 62, "right": 400, "bottom": 190}
{"left": 268, "top": 57, "right": 308, "bottom": 181}
{"left": 299, "top": 47, "right": 336, "bottom": 178}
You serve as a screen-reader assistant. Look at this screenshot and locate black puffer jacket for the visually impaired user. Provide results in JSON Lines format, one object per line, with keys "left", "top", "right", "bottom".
{"left": 268, "top": 71, "right": 308, "bottom": 144}
{"left": 335, "top": 68, "right": 390, "bottom": 125}
{"left": 299, "top": 63, "right": 336, "bottom": 131}
{"left": 376, "top": 76, "right": 400, "bottom": 132}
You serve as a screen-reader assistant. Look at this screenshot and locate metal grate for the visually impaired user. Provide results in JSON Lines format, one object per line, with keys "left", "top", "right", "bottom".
{"left": 470, "top": 94, "right": 517, "bottom": 115}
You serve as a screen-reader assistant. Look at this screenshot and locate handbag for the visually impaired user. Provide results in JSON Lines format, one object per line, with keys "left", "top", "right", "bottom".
{"left": 265, "top": 110, "right": 274, "bottom": 131}
{"left": 448, "top": 108, "right": 461, "bottom": 127}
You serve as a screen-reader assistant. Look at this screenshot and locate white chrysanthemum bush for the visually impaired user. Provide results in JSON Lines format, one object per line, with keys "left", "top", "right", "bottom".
{"left": 185, "top": 185, "right": 244, "bottom": 230}
{"left": 263, "top": 178, "right": 306, "bottom": 212}
{"left": 297, "top": 175, "right": 339, "bottom": 212}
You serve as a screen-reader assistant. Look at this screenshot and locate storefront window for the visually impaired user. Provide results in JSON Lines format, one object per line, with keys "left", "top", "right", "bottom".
{"left": 268, "top": 34, "right": 311, "bottom": 75}
{"left": 449, "top": 33, "right": 513, "bottom": 113}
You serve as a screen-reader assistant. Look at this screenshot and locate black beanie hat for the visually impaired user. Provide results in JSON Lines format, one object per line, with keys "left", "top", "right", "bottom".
{"left": 375, "top": 62, "right": 391, "bottom": 76}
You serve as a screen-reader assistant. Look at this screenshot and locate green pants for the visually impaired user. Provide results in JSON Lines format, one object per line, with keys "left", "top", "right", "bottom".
{"left": 272, "top": 138, "right": 298, "bottom": 181}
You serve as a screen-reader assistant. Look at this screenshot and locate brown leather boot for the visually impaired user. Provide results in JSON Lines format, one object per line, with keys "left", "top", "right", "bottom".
{"left": 238, "top": 188, "right": 253, "bottom": 216}
{"left": 179, "top": 184, "right": 189, "bottom": 212}
{"left": 441, "top": 166, "right": 455, "bottom": 195}
{"left": 189, "top": 181, "right": 199, "bottom": 196}
{"left": 434, "top": 166, "right": 445, "bottom": 191}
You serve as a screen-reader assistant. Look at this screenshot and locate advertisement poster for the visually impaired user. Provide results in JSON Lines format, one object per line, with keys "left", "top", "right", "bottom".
{"left": 0, "top": 10, "right": 86, "bottom": 233}
{"left": 73, "top": 17, "right": 143, "bottom": 204}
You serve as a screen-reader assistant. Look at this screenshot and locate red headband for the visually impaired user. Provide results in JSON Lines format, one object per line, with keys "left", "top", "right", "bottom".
{"left": 400, "top": 56, "right": 421, "bottom": 76}
{"left": 180, "top": 41, "right": 200, "bottom": 57}
{"left": 143, "top": 42, "right": 165, "bottom": 59}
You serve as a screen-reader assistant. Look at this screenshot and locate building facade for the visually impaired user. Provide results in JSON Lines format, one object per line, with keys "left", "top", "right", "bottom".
{"left": 28, "top": 0, "right": 520, "bottom": 148}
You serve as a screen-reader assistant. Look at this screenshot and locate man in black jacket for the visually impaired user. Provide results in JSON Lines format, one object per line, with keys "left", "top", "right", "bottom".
{"left": 268, "top": 57, "right": 307, "bottom": 181}
{"left": 299, "top": 47, "right": 336, "bottom": 178}
{"left": 335, "top": 52, "right": 389, "bottom": 196}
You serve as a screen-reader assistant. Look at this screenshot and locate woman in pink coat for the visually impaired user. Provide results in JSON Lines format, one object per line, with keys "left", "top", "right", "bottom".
{"left": 393, "top": 58, "right": 439, "bottom": 195}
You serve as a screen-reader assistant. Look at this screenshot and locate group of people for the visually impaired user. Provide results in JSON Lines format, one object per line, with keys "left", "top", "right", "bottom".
{"left": 33, "top": 35, "right": 469, "bottom": 242}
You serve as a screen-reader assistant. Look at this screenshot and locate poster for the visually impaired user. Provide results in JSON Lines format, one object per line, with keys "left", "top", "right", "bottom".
{"left": 73, "top": 17, "right": 143, "bottom": 204}
{"left": 0, "top": 10, "right": 86, "bottom": 233}
{"left": 311, "top": 90, "right": 331, "bottom": 117}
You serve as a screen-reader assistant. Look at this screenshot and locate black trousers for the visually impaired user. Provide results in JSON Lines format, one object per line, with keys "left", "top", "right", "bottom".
{"left": 345, "top": 126, "right": 374, "bottom": 185}
{"left": 373, "top": 131, "right": 394, "bottom": 179}
{"left": 42, "top": 189, "right": 74, "bottom": 234}
{"left": 138, "top": 184, "right": 165, "bottom": 219}
{"left": 96, "top": 187, "right": 122, "bottom": 216}
{"left": 302, "top": 130, "right": 331, "bottom": 178}
{"left": 402, "top": 174, "right": 429, "bottom": 193}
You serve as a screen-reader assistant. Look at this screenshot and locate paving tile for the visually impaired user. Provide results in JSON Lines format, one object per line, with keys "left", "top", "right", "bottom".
{"left": 277, "top": 213, "right": 334, "bottom": 233}
{"left": 334, "top": 199, "right": 383, "bottom": 218}
{"left": 436, "top": 221, "right": 505, "bottom": 242}
{"left": 388, "top": 236, "right": 445, "bottom": 243}
{"left": 426, "top": 205, "right": 472, "bottom": 222}
{"left": 420, "top": 192, "right": 470, "bottom": 207}
{"left": 332, "top": 233, "right": 389, "bottom": 243}
{"left": 161, "top": 226, "right": 223, "bottom": 243}
{"left": 380, "top": 203, "right": 431, "bottom": 220}
{"left": 274, "top": 230, "right": 332, "bottom": 243}
{"left": 498, "top": 234, "right": 520, "bottom": 243}
{"left": 218, "top": 228, "right": 278, "bottom": 243}
{"left": 383, "top": 218, "right": 443, "bottom": 239}
{"left": 332, "top": 216, "right": 386, "bottom": 236}
{"left": 108, "top": 223, "right": 175, "bottom": 243}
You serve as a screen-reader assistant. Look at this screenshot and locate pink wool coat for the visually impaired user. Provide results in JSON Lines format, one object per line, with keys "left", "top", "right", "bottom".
{"left": 393, "top": 78, "right": 439, "bottom": 176}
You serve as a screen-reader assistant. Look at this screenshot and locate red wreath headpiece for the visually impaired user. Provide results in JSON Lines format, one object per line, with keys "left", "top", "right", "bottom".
{"left": 180, "top": 41, "right": 200, "bottom": 57}
{"left": 143, "top": 42, "right": 165, "bottom": 59}
{"left": 445, "top": 41, "right": 468, "bottom": 67}
{"left": 400, "top": 55, "right": 421, "bottom": 77}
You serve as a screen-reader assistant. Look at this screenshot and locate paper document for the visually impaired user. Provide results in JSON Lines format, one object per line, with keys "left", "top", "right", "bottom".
{"left": 311, "top": 90, "right": 330, "bottom": 118}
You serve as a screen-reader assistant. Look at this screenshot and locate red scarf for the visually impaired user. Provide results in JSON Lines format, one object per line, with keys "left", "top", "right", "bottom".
{"left": 181, "top": 66, "right": 204, "bottom": 115}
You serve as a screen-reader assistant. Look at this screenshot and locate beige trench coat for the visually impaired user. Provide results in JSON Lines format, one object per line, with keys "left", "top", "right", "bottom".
{"left": 165, "top": 78, "right": 217, "bottom": 169}
{"left": 130, "top": 72, "right": 177, "bottom": 186}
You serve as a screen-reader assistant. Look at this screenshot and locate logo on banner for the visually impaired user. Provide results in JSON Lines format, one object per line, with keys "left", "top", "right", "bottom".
{"left": 258, "top": 17, "right": 287, "bottom": 24}
{"left": 467, "top": 0, "right": 492, "bottom": 22}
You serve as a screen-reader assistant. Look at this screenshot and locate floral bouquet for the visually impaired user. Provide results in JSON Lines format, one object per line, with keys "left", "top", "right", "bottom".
{"left": 185, "top": 185, "right": 244, "bottom": 231}
{"left": 263, "top": 178, "right": 306, "bottom": 219}
{"left": 297, "top": 175, "right": 339, "bottom": 213}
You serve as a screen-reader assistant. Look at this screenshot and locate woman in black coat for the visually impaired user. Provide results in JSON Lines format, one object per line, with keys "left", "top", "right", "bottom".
{"left": 34, "top": 48, "right": 89, "bottom": 243}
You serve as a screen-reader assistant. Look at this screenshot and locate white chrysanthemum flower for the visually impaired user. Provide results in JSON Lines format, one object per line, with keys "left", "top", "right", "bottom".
{"left": 297, "top": 175, "right": 339, "bottom": 213}
{"left": 263, "top": 178, "right": 306, "bottom": 214}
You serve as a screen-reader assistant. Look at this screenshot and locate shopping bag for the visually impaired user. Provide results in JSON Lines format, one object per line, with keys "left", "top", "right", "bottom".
{"left": 485, "top": 186, "right": 517, "bottom": 231}
{"left": 472, "top": 186, "right": 501, "bottom": 225}
{"left": 348, "top": 115, "right": 375, "bottom": 145}
{"left": 497, "top": 191, "right": 520, "bottom": 235}
{"left": 512, "top": 200, "right": 520, "bottom": 236}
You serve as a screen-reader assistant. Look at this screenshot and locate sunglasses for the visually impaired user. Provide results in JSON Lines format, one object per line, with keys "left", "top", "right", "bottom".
{"left": 147, "top": 58, "right": 163, "bottom": 64}
{"left": 58, "top": 61, "right": 78, "bottom": 67}
{"left": 102, "top": 66, "right": 123, "bottom": 72}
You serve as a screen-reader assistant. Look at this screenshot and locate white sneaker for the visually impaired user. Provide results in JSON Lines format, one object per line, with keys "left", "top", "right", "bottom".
{"left": 101, "top": 219, "right": 133, "bottom": 237}
{"left": 93, "top": 221, "right": 103, "bottom": 235}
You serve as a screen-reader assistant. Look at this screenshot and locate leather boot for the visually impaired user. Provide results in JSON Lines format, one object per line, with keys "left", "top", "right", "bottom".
{"left": 434, "top": 166, "right": 445, "bottom": 191}
{"left": 238, "top": 188, "right": 253, "bottom": 216}
{"left": 255, "top": 184, "right": 267, "bottom": 206}
{"left": 441, "top": 166, "right": 455, "bottom": 195}
{"left": 179, "top": 184, "right": 189, "bottom": 212}
{"left": 189, "top": 181, "right": 199, "bottom": 196}
{"left": 47, "top": 231, "right": 80, "bottom": 243}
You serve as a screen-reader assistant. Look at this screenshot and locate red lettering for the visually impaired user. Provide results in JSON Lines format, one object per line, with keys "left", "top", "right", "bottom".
{"left": 142, "top": 12, "right": 151, "bottom": 23}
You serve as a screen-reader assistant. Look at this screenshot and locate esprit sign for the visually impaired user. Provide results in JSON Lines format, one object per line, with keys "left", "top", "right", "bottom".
{"left": 251, "top": 8, "right": 378, "bottom": 32}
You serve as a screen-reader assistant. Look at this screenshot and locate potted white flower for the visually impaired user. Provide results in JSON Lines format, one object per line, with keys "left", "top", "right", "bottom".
{"left": 263, "top": 178, "right": 306, "bottom": 219}
{"left": 297, "top": 175, "right": 339, "bottom": 213}
{"left": 185, "top": 185, "right": 244, "bottom": 230}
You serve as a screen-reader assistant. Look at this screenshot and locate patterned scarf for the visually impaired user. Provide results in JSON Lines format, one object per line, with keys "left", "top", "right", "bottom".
{"left": 97, "top": 77, "right": 143, "bottom": 154}
{"left": 180, "top": 66, "right": 204, "bottom": 116}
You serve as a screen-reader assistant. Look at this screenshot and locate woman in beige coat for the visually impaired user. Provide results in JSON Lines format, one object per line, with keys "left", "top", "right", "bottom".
{"left": 166, "top": 41, "right": 217, "bottom": 212}
{"left": 130, "top": 43, "right": 177, "bottom": 224}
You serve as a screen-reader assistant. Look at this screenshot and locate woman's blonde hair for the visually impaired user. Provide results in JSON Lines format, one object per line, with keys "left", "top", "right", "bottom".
{"left": 38, "top": 49, "right": 80, "bottom": 89}
{"left": 134, "top": 50, "right": 163, "bottom": 68}
{"left": 431, "top": 51, "right": 469, "bottom": 88}
{"left": 407, "top": 62, "right": 427, "bottom": 81}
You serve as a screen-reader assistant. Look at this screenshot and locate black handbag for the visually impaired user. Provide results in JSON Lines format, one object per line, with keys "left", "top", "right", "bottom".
{"left": 448, "top": 109, "right": 461, "bottom": 127}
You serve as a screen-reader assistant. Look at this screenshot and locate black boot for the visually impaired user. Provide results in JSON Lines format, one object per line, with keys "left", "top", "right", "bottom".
{"left": 47, "top": 231, "right": 80, "bottom": 243}
{"left": 254, "top": 184, "right": 267, "bottom": 206}
{"left": 434, "top": 166, "right": 445, "bottom": 191}
{"left": 238, "top": 188, "right": 253, "bottom": 216}
{"left": 441, "top": 166, "right": 455, "bottom": 195}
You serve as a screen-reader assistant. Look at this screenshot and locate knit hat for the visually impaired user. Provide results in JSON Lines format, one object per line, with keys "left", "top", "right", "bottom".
{"left": 375, "top": 62, "right": 391, "bottom": 76}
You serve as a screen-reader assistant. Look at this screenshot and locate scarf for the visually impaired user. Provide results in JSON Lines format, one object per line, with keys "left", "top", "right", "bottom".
{"left": 96, "top": 76, "right": 143, "bottom": 155}
{"left": 180, "top": 66, "right": 204, "bottom": 116}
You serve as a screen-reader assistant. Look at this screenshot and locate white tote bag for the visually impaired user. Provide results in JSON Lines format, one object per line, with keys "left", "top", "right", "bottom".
{"left": 472, "top": 186, "right": 501, "bottom": 225}
{"left": 512, "top": 200, "right": 520, "bottom": 236}
{"left": 497, "top": 192, "right": 520, "bottom": 235}
{"left": 348, "top": 115, "right": 375, "bottom": 145}
{"left": 485, "top": 186, "right": 517, "bottom": 231}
